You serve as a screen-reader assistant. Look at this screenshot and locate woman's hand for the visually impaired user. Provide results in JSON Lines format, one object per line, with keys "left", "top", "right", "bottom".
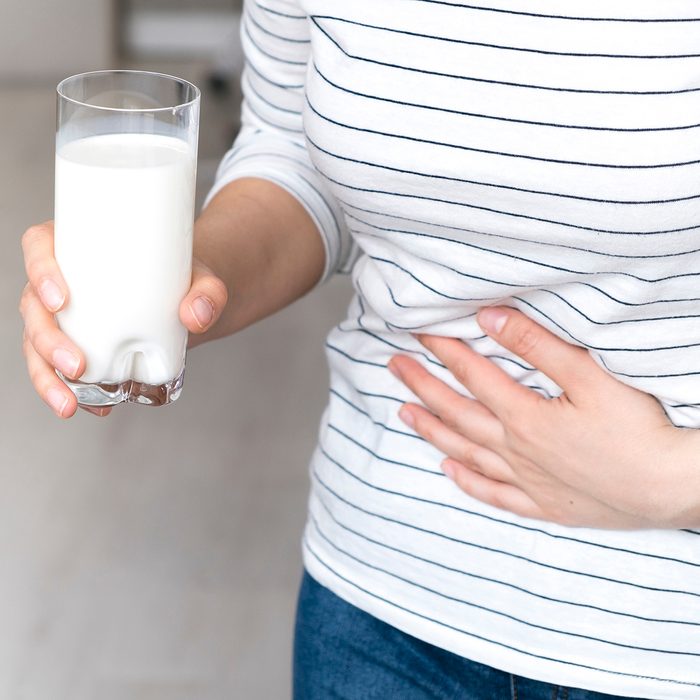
{"left": 388, "top": 307, "right": 700, "bottom": 530}
{"left": 19, "top": 221, "right": 227, "bottom": 419}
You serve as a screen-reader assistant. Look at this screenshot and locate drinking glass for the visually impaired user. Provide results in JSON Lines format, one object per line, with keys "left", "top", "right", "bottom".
{"left": 54, "top": 70, "right": 200, "bottom": 407}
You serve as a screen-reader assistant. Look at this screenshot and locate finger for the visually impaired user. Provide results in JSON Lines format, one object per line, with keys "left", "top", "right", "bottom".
{"left": 441, "top": 459, "right": 546, "bottom": 521}
{"left": 80, "top": 405, "right": 113, "bottom": 417}
{"left": 179, "top": 258, "right": 228, "bottom": 334}
{"left": 23, "top": 334, "right": 78, "bottom": 418}
{"left": 19, "top": 285, "right": 85, "bottom": 380}
{"left": 476, "top": 306, "right": 605, "bottom": 401}
{"left": 417, "top": 334, "right": 539, "bottom": 423}
{"left": 398, "top": 403, "right": 516, "bottom": 483}
{"left": 389, "top": 354, "right": 502, "bottom": 445}
{"left": 21, "top": 221, "right": 69, "bottom": 313}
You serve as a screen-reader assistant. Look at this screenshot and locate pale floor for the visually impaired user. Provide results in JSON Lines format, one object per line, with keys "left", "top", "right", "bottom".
{"left": 0, "top": 74, "right": 352, "bottom": 698}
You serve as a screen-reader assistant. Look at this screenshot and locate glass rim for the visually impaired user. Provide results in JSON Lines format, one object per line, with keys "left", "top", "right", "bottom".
{"left": 56, "top": 69, "right": 201, "bottom": 113}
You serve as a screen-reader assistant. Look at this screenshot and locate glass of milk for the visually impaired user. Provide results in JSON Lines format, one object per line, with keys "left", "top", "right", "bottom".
{"left": 54, "top": 70, "right": 200, "bottom": 407}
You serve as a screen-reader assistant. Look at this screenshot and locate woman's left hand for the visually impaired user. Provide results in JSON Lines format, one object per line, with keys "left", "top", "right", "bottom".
{"left": 388, "top": 307, "right": 700, "bottom": 530}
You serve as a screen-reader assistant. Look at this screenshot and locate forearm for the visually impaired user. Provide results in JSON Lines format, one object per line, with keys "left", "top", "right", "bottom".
{"left": 189, "top": 177, "right": 326, "bottom": 347}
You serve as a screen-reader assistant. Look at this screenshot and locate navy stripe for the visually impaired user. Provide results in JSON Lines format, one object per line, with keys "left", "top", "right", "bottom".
{"left": 371, "top": 255, "right": 491, "bottom": 301}
{"left": 405, "top": 1, "right": 700, "bottom": 23}
{"left": 337, "top": 325, "right": 538, "bottom": 374}
{"left": 308, "top": 131, "right": 700, "bottom": 208}
{"left": 540, "top": 288, "right": 700, "bottom": 326}
{"left": 317, "top": 443, "right": 700, "bottom": 577}
{"left": 329, "top": 390, "right": 425, "bottom": 443}
{"left": 245, "top": 57, "right": 304, "bottom": 89}
{"left": 364, "top": 233, "right": 700, "bottom": 309}
{"left": 293, "top": 170, "right": 342, "bottom": 244}
{"left": 304, "top": 541, "right": 700, "bottom": 687}
{"left": 253, "top": 0, "right": 305, "bottom": 20}
{"left": 514, "top": 298, "right": 700, "bottom": 353}
{"left": 355, "top": 388, "right": 406, "bottom": 405}
{"left": 313, "top": 15, "right": 700, "bottom": 59}
{"left": 333, "top": 178, "right": 700, "bottom": 248}
{"left": 336, "top": 325, "right": 446, "bottom": 369}
{"left": 328, "top": 421, "right": 438, "bottom": 472}
{"left": 245, "top": 97, "right": 304, "bottom": 133}
{"left": 309, "top": 513, "right": 700, "bottom": 656}
{"left": 243, "top": 19, "right": 307, "bottom": 65}
{"left": 598, "top": 354, "right": 700, "bottom": 380}
{"left": 341, "top": 201, "right": 700, "bottom": 260}
{"left": 307, "top": 97, "right": 700, "bottom": 174}
{"left": 353, "top": 275, "right": 482, "bottom": 334}
{"left": 312, "top": 473, "right": 700, "bottom": 626}
{"left": 312, "top": 62, "right": 700, "bottom": 133}
{"left": 310, "top": 17, "right": 700, "bottom": 96}
{"left": 326, "top": 342, "right": 386, "bottom": 368}
{"left": 248, "top": 10, "right": 310, "bottom": 43}
{"left": 348, "top": 217, "right": 700, "bottom": 310}
{"left": 344, "top": 209, "right": 700, "bottom": 286}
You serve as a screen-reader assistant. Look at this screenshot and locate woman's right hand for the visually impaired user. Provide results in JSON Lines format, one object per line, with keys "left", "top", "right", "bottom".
{"left": 19, "top": 221, "right": 228, "bottom": 419}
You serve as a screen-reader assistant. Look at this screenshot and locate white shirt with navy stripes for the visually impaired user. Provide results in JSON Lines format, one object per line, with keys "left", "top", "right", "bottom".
{"left": 205, "top": 2, "right": 700, "bottom": 697}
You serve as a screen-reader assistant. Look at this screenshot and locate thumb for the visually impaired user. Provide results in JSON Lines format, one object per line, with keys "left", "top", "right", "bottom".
{"left": 476, "top": 306, "right": 604, "bottom": 399}
{"left": 180, "top": 258, "right": 228, "bottom": 334}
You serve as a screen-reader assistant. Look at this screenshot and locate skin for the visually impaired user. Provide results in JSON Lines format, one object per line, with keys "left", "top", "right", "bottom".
{"left": 19, "top": 177, "right": 325, "bottom": 419}
{"left": 20, "top": 179, "right": 700, "bottom": 528}
{"left": 388, "top": 307, "right": 700, "bottom": 530}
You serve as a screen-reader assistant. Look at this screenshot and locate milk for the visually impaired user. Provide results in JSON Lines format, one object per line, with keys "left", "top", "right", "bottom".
{"left": 54, "top": 133, "right": 195, "bottom": 385}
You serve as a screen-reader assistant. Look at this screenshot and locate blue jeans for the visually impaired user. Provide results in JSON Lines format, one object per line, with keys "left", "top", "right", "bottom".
{"left": 293, "top": 571, "right": 648, "bottom": 700}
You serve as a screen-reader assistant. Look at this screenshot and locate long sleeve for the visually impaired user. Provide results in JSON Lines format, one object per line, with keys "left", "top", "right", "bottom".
{"left": 203, "top": 0, "right": 357, "bottom": 282}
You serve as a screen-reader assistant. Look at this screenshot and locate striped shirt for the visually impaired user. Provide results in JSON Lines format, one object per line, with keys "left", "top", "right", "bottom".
{"left": 205, "top": 2, "right": 700, "bottom": 697}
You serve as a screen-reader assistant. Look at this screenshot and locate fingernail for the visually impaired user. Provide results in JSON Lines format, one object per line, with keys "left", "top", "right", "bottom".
{"left": 47, "top": 387, "right": 69, "bottom": 417}
{"left": 53, "top": 348, "right": 80, "bottom": 378}
{"left": 191, "top": 297, "right": 214, "bottom": 329}
{"left": 441, "top": 459, "right": 456, "bottom": 480}
{"left": 39, "top": 279, "right": 65, "bottom": 312}
{"left": 478, "top": 308, "right": 508, "bottom": 335}
{"left": 398, "top": 406, "right": 415, "bottom": 429}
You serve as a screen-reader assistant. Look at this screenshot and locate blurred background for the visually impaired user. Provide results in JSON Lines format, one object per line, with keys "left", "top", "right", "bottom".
{"left": 1, "top": 1, "right": 351, "bottom": 698}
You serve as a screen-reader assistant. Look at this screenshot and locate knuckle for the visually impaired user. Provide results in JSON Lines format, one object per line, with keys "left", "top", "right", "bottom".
{"left": 211, "top": 275, "right": 228, "bottom": 299}
{"left": 27, "top": 361, "right": 43, "bottom": 388}
{"left": 32, "top": 329, "right": 53, "bottom": 356}
{"left": 510, "top": 324, "right": 539, "bottom": 358}
{"left": 21, "top": 225, "right": 40, "bottom": 250}
{"left": 457, "top": 442, "right": 476, "bottom": 462}
{"left": 451, "top": 360, "right": 470, "bottom": 385}
{"left": 26, "top": 259, "right": 46, "bottom": 285}
{"left": 418, "top": 418, "right": 434, "bottom": 443}
{"left": 503, "top": 398, "right": 544, "bottom": 445}
{"left": 208, "top": 276, "right": 229, "bottom": 309}
{"left": 489, "top": 491, "right": 509, "bottom": 512}
{"left": 18, "top": 284, "right": 31, "bottom": 316}
{"left": 21, "top": 223, "right": 49, "bottom": 253}
{"left": 462, "top": 451, "right": 480, "bottom": 472}
{"left": 505, "top": 413, "right": 531, "bottom": 445}
{"left": 440, "top": 409, "right": 460, "bottom": 433}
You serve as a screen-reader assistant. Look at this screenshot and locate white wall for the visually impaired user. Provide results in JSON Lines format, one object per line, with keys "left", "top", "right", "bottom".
{"left": 0, "top": 0, "right": 113, "bottom": 81}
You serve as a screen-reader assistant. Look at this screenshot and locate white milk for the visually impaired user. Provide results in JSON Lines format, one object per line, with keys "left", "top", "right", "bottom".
{"left": 54, "top": 133, "right": 195, "bottom": 385}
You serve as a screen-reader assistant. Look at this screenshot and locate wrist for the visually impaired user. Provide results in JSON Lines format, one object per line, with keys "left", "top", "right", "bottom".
{"left": 191, "top": 177, "right": 325, "bottom": 342}
{"left": 648, "top": 428, "right": 700, "bottom": 529}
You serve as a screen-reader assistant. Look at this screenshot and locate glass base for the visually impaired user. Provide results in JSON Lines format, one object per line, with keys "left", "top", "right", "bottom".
{"left": 59, "top": 366, "right": 185, "bottom": 408}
